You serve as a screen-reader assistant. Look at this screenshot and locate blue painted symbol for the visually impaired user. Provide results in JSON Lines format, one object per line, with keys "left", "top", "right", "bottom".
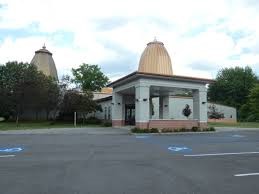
{"left": 0, "top": 147, "right": 23, "bottom": 153}
{"left": 168, "top": 146, "right": 191, "bottom": 152}
{"left": 136, "top": 135, "right": 149, "bottom": 139}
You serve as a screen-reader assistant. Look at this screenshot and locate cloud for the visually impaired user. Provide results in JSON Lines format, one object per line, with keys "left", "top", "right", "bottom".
{"left": 0, "top": 0, "right": 259, "bottom": 81}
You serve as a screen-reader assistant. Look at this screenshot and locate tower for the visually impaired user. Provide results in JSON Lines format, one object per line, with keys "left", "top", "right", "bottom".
{"left": 31, "top": 45, "right": 58, "bottom": 80}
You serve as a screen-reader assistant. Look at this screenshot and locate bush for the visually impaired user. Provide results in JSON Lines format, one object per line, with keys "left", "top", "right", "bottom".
{"left": 191, "top": 126, "right": 199, "bottom": 132}
{"left": 161, "top": 128, "right": 173, "bottom": 133}
{"left": 84, "top": 117, "right": 102, "bottom": 124}
{"left": 150, "top": 128, "right": 159, "bottom": 133}
{"left": 103, "top": 122, "right": 112, "bottom": 127}
{"left": 131, "top": 127, "right": 158, "bottom": 133}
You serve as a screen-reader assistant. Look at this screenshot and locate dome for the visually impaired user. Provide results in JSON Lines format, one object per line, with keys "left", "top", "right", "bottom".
{"left": 31, "top": 45, "right": 58, "bottom": 80}
{"left": 138, "top": 39, "right": 173, "bottom": 75}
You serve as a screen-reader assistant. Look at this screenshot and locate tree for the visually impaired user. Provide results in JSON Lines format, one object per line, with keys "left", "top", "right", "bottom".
{"left": 208, "top": 66, "right": 257, "bottom": 111}
{"left": 182, "top": 104, "right": 192, "bottom": 118}
{"left": 72, "top": 64, "right": 109, "bottom": 92}
{"left": 240, "top": 84, "right": 259, "bottom": 121}
{"left": 0, "top": 61, "right": 60, "bottom": 122}
{"left": 59, "top": 90, "right": 101, "bottom": 121}
{"left": 208, "top": 104, "right": 224, "bottom": 119}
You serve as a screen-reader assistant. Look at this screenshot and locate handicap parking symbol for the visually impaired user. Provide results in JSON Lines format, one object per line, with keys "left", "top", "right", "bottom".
{"left": 168, "top": 146, "right": 191, "bottom": 152}
{"left": 0, "top": 147, "right": 23, "bottom": 153}
{"left": 136, "top": 135, "right": 150, "bottom": 139}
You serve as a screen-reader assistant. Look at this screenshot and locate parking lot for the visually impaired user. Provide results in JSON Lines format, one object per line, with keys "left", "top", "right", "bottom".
{"left": 0, "top": 128, "right": 259, "bottom": 194}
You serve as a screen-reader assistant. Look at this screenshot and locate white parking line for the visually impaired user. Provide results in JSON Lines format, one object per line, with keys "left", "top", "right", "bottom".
{"left": 0, "top": 155, "right": 15, "bottom": 158}
{"left": 235, "top": 173, "right": 259, "bottom": 177}
{"left": 184, "top": 151, "right": 259, "bottom": 157}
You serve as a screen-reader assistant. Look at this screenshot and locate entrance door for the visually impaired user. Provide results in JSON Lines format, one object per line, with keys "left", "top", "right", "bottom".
{"left": 125, "top": 104, "right": 135, "bottom": 125}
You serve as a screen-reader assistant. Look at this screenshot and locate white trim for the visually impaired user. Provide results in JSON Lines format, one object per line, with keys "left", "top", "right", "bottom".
{"left": 235, "top": 173, "right": 259, "bottom": 177}
{"left": 184, "top": 152, "right": 259, "bottom": 157}
{"left": 0, "top": 155, "right": 15, "bottom": 158}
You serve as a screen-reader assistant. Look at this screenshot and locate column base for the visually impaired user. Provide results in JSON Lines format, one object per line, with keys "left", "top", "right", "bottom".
{"left": 135, "top": 122, "right": 149, "bottom": 129}
{"left": 112, "top": 120, "right": 125, "bottom": 127}
{"left": 198, "top": 122, "right": 208, "bottom": 129}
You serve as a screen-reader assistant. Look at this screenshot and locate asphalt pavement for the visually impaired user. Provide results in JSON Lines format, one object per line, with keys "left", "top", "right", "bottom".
{"left": 0, "top": 128, "right": 259, "bottom": 194}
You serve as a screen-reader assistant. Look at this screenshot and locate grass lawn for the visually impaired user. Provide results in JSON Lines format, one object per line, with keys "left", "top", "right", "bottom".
{"left": 208, "top": 122, "right": 259, "bottom": 128}
{"left": 0, "top": 121, "right": 102, "bottom": 131}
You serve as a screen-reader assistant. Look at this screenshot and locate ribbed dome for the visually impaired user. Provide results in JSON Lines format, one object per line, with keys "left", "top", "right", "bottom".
{"left": 31, "top": 45, "right": 58, "bottom": 80}
{"left": 138, "top": 40, "right": 173, "bottom": 75}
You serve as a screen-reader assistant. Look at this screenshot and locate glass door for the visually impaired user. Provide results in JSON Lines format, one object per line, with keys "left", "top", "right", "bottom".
{"left": 125, "top": 104, "right": 135, "bottom": 125}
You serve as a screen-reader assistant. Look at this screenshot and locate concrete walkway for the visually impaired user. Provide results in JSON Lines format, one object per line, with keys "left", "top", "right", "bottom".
{"left": 0, "top": 127, "right": 130, "bottom": 135}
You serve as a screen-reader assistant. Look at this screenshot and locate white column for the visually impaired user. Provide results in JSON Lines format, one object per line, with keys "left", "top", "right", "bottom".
{"left": 112, "top": 92, "right": 123, "bottom": 127}
{"left": 193, "top": 89, "right": 207, "bottom": 127}
{"left": 163, "top": 96, "right": 169, "bottom": 119}
{"left": 159, "top": 97, "right": 163, "bottom": 119}
{"left": 159, "top": 96, "right": 169, "bottom": 119}
{"left": 135, "top": 84, "right": 150, "bottom": 128}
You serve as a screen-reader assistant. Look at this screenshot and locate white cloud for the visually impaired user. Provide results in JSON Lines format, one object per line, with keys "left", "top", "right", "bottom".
{"left": 0, "top": 0, "right": 259, "bottom": 81}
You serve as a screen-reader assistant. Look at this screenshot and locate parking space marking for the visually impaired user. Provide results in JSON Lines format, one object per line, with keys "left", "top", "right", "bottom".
{"left": 232, "top": 134, "right": 245, "bottom": 138}
{"left": 184, "top": 151, "right": 259, "bottom": 157}
{"left": 135, "top": 135, "right": 150, "bottom": 139}
{"left": 168, "top": 146, "right": 192, "bottom": 152}
{"left": 0, "top": 155, "right": 15, "bottom": 158}
{"left": 235, "top": 173, "right": 259, "bottom": 177}
{"left": 0, "top": 147, "right": 23, "bottom": 153}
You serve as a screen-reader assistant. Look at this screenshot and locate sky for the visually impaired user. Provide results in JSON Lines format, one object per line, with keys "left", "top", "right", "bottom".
{"left": 0, "top": 0, "right": 259, "bottom": 81}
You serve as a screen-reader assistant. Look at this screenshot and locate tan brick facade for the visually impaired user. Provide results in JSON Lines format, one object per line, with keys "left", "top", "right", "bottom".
{"left": 135, "top": 122, "right": 149, "bottom": 129}
{"left": 112, "top": 120, "right": 125, "bottom": 127}
{"left": 149, "top": 120, "right": 199, "bottom": 129}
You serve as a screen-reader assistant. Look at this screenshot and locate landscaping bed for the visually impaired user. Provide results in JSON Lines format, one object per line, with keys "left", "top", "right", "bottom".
{"left": 131, "top": 126, "right": 215, "bottom": 133}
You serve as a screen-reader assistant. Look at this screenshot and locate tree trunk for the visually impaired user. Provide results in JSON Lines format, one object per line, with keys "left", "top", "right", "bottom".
{"left": 16, "top": 114, "right": 19, "bottom": 127}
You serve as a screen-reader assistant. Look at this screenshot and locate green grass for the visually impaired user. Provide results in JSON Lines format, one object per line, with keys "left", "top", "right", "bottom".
{"left": 0, "top": 121, "right": 102, "bottom": 131}
{"left": 208, "top": 122, "right": 259, "bottom": 128}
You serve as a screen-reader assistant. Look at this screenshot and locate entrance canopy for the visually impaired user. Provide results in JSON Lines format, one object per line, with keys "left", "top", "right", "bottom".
{"left": 108, "top": 71, "right": 214, "bottom": 129}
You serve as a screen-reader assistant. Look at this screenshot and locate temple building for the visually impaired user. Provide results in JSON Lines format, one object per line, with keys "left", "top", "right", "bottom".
{"left": 31, "top": 45, "right": 58, "bottom": 80}
{"left": 94, "top": 39, "right": 237, "bottom": 129}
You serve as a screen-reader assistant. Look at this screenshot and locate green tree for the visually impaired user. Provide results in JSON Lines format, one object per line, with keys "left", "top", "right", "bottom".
{"left": 240, "top": 84, "right": 259, "bottom": 121}
{"left": 0, "top": 61, "right": 60, "bottom": 122}
{"left": 208, "top": 66, "right": 257, "bottom": 111}
{"left": 59, "top": 90, "right": 101, "bottom": 121}
{"left": 72, "top": 64, "right": 109, "bottom": 92}
{"left": 208, "top": 104, "right": 224, "bottom": 119}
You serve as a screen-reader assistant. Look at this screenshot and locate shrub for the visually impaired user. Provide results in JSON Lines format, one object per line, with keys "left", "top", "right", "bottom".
{"left": 150, "top": 128, "right": 159, "bottom": 133}
{"left": 85, "top": 117, "right": 101, "bottom": 124}
{"left": 191, "top": 126, "right": 199, "bottom": 132}
{"left": 161, "top": 128, "right": 173, "bottom": 133}
{"left": 103, "top": 122, "right": 112, "bottom": 127}
{"left": 131, "top": 128, "right": 158, "bottom": 133}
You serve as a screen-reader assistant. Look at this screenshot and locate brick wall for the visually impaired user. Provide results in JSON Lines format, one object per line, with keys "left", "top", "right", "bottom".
{"left": 112, "top": 120, "right": 125, "bottom": 127}
{"left": 149, "top": 120, "right": 199, "bottom": 129}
